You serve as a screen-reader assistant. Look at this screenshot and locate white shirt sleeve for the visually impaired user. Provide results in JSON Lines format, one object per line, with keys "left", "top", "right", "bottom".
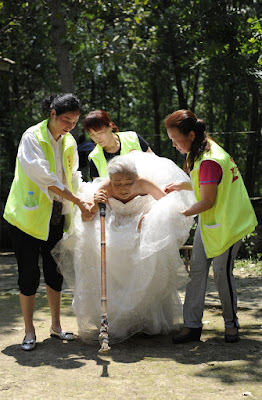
{"left": 18, "top": 130, "right": 65, "bottom": 201}
{"left": 71, "top": 141, "right": 82, "bottom": 193}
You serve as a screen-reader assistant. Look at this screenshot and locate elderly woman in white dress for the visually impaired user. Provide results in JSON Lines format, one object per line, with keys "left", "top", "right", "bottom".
{"left": 53, "top": 152, "right": 195, "bottom": 343}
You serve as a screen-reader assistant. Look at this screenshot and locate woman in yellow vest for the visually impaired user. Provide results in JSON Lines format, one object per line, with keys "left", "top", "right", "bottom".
{"left": 4, "top": 93, "right": 92, "bottom": 351}
{"left": 83, "top": 109, "right": 153, "bottom": 179}
{"left": 164, "top": 109, "right": 257, "bottom": 344}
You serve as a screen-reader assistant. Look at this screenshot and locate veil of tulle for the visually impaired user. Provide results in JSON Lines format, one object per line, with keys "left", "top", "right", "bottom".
{"left": 52, "top": 151, "right": 195, "bottom": 343}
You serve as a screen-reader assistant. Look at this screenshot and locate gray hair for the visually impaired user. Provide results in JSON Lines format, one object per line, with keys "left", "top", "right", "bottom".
{"left": 107, "top": 155, "right": 138, "bottom": 179}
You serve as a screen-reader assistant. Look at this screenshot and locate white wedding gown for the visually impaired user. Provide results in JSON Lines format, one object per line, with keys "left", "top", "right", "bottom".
{"left": 53, "top": 151, "right": 195, "bottom": 343}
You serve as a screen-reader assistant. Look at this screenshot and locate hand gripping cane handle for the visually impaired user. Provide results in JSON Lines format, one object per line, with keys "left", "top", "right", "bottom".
{"left": 98, "top": 202, "right": 106, "bottom": 217}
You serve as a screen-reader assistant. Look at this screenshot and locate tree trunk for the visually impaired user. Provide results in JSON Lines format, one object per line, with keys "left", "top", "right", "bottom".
{"left": 245, "top": 83, "right": 260, "bottom": 196}
{"left": 208, "top": 102, "right": 214, "bottom": 133}
{"left": 114, "top": 64, "right": 121, "bottom": 128}
{"left": 172, "top": 59, "right": 188, "bottom": 109}
{"left": 161, "top": 0, "right": 187, "bottom": 109}
{"left": 224, "top": 82, "right": 234, "bottom": 154}
{"left": 151, "top": 78, "right": 161, "bottom": 155}
{"left": 191, "top": 67, "right": 200, "bottom": 113}
{"left": 50, "top": 0, "right": 74, "bottom": 93}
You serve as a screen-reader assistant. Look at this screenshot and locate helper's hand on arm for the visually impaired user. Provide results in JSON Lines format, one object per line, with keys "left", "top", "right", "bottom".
{"left": 164, "top": 181, "right": 193, "bottom": 193}
{"left": 79, "top": 200, "right": 96, "bottom": 221}
{"left": 48, "top": 185, "right": 94, "bottom": 221}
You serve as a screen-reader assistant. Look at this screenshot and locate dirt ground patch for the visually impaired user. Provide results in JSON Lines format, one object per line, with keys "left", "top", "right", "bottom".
{"left": 0, "top": 253, "right": 261, "bottom": 400}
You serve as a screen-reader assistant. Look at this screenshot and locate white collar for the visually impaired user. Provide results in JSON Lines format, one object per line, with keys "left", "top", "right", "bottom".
{"left": 47, "top": 127, "right": 63, "bottom": 143}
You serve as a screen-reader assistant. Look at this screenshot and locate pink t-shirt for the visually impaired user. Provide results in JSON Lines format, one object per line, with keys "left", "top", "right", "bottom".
{"left": 199, "top": 160, "right": 222, "bottom": 185}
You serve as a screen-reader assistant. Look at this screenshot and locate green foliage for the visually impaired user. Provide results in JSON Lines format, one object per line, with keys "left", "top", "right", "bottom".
{"left": 235, "top": 257, "right": 262, "bottom": 276}
{"left": 238, "top": 232, "right": 260, "bottom": 260}
{"left": 0, "top": 0, "right": 261, "bottom": 202}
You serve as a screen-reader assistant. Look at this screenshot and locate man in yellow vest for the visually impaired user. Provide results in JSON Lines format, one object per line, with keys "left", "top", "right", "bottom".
{"left": 4, "top": 94, "right": 92, "bottom": 351}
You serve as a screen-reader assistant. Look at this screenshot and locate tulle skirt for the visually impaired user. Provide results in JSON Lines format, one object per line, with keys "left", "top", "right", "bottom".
{"left": 53, "top": 151, "right": 195, "bottom": 343}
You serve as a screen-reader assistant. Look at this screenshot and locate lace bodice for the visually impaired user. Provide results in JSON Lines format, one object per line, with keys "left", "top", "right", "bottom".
{"left": 107, "top": 195, "right": 155, "bottom": 216}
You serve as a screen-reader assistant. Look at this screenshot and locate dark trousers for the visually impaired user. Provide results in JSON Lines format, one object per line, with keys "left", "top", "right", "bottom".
{"left": 11, "top": 218, "right": 64, "bottom": 296}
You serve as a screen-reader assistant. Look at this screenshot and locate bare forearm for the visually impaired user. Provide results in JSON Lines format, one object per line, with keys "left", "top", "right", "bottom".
{"left": 152, "top": 187, "right": 166, "bottom": 200}
{"left": 140, "top": 178, "right": 166, "bottom": 200}
{"left": 182, "top": 181, "right": 193, "bottom": 191}
{"left": 182, "top": 182, "right": 217, "bottom": 217}
{"left": 164, "top": 181, "right": 193, "bottom": 193}
{"left": 48, "top": 185, "right": 93, "bottom": 220}
{"left": 49, "top": 186, "right": 81, "bottom": 207}
{"left": 182, "top": 199, "right": 215, "bottom": 217}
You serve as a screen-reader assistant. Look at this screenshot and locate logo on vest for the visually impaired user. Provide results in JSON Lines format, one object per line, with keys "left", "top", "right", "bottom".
{"left": 67, "top": 155, "right": 71, "bottom": 168}
{"left": 230, "top": 157, "right": 239, "bottom": 183}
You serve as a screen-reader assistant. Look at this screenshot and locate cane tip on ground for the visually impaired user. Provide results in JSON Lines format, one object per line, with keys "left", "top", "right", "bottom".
{"left": 98, "top": 344, "right": 111, "bottom": 353}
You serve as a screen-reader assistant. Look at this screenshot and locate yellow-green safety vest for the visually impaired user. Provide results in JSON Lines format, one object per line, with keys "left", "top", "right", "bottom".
{"left": 191, "top": 139, "right": 257, "bottom": 258}
{"left": 4, "top": 119, "right": 76, "bottom": 241}
{"left": 88, "top": 131, "right": 142, "bottom": 177}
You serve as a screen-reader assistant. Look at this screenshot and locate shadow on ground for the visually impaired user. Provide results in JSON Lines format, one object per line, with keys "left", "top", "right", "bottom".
{"left": 2, "top": 324, "right": 262, "bottom": 385}
{"left": 1, "top": 252, "right": 262, "bottom": 394}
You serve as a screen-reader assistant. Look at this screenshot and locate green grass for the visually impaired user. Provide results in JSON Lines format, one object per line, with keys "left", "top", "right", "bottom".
{"left": 235, "top": 258, "right": 262, "bottom": 276}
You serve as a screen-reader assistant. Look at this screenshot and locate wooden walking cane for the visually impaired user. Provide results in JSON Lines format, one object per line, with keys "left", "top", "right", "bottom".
{"left": 98, "top": 203, "right": 110, "bottom": 353}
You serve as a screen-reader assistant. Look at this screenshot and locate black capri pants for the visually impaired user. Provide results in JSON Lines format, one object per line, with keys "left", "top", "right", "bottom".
{"left": 11, "top": 217, "right": 64, "bottom": 296}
